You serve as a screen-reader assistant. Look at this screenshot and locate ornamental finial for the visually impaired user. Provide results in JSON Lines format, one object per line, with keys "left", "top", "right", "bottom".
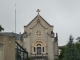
{"left": 37, "top": 9, "right": 40, "bottom": 17}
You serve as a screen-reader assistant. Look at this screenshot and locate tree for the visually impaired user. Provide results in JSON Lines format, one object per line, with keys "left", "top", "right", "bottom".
{"left": 76, "top": 37, "right": 80, "bottom": 42}
{"left": 0, "top": 25, "right": 4, "bottom": 32}
{"left": 63, "top": 35, "right": 80, "bottom": 60}
{"left": 58, "top": 46, "right": 66, "bottom": 60}
{"left": 74, "top": 42, "right": 80, "bottom": 55}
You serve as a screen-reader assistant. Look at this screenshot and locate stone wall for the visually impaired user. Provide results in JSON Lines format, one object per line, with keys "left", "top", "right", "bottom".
{"left": 0, "top": 34, "right": 15, "bottom": 60}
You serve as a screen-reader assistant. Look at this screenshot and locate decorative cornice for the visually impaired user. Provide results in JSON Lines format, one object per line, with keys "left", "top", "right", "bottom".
{"left": 30, "top": 22, "right": 48, "bottom": 29}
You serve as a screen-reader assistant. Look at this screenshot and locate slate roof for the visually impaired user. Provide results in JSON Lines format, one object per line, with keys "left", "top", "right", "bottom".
{"left": 0, "top": 32, "right": 23, "bottom": 41}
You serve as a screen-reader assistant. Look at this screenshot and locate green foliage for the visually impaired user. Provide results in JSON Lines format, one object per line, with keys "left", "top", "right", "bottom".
{"left": 76, "top": 37, "right": 80, "bottom": 42}
{"left": 58, "top": 46, "right": 66, "bottom": 60}
{"left": 63, "top": 35, "right": 80, "bottom": 60}
{"left": 0, "top": 25, "right": 4, "bottom": 32}
{"left": 28, "top": 57, "right": 32, "bottom": 60}
{"left": 58, "top": 36, "right": 80, "bottom": 60}
{"left": 74, "top": 42, "right": 80, "bottom": 52}
{"left": 74, "top": 42, "right": 80, "bottom": 59}
{"left": 55, "top": 58, "right": 59, "bottom": 60}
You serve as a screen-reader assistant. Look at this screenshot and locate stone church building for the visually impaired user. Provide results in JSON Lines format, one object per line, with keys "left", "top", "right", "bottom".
{"left": 0, "top": 9, "right": 58, "bottom": 60}
{"left": 23, "top": 9, "right": 58, "bottom": 60}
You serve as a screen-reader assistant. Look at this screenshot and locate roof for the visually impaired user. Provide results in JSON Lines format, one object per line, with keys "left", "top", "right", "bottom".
{"left": 24, "top": 15, "right": 53, "bottom": 27}
{"left": 0, "top": 32, "right": 14, "bottom": 36}
{"left": 0, "top": 32, "right": 23, "bottom": 41}
{"left": 24, "top": 15, "right": 37, "bottom": 27}
{"left": 58, "top": 45, "right": 66, "bottom": 49}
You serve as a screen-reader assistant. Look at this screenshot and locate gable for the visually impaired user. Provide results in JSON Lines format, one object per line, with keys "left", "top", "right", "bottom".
{"left": 33, "top": 22, "right": 45, "bottom": 31}
{"left": 24, "top": 15, "right": 54, "bottom": 35}
{"left": 24, "top": 15, "right": 53, "bottom": 28}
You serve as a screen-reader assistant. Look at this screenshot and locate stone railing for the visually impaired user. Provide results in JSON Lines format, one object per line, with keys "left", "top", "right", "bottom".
{"left": 30, "top": 53, "right": 48, "bottom": 60}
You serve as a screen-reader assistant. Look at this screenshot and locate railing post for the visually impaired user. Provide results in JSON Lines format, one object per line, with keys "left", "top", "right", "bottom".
{"left": 35, "top": 53, "right": 36, "bottom": 60}
{"left": 46, "top": 53, "right": 48, "bottom": 60}
{"left": 27, "top": 52, "right": 28, "bottom": 60}
{"left": 42, "top": 53, "right": 43, "bottom": 60}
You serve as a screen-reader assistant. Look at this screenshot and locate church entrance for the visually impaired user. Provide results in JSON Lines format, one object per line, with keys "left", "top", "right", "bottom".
{"left": 37, "top": 47, "right": 41, "bottom": 55}
{"left": 36, "top": 44, "right": 42, "bottom": 55}
{"left": 31, "top": 40, "right": 48, "bottom": 60}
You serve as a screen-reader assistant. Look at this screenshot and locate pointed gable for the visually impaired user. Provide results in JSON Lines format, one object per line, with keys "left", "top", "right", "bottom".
{"left": 24, "top": 15, "right": 53, "bottom": 28}
{"left": 24, "top": 9, "right": 54, "bottom": 35}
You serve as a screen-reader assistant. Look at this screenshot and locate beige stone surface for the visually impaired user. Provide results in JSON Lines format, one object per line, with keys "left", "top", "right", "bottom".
{"left": 0, "top": 44, "right": 4, "bottom": 60}
{"left": 0, "top": 34, "right": 15, "bottom": 60}
{"left": 23, "top": 15, "right": 58, "bottom": 60}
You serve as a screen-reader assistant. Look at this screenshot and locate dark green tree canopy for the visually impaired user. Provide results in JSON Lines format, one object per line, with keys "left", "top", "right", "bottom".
{"left": 0, "top": 25, "right": 4, "bottom": 32}
{"left": 59, "top": 36, "right": 80, "bottom": 60}
{"left": 63, "top": 35, "right": 80, "bottom": 60}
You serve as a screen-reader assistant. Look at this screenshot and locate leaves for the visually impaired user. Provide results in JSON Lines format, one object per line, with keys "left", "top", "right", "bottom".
{"left": 0, "top": 25, "right": 4, "bottom": 32}
{"left": 59, "top": 35, "right": 80, "bottom": 60}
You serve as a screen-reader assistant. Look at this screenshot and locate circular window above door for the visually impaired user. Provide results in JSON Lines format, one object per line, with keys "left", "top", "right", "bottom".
{"left": 35, "top": 30, "right": 42, "bottom": 37}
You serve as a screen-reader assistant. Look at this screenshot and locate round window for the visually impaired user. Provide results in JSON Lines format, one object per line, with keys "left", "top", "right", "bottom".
{"left": 35, "top": 30, "right": 42, "bottom": 37}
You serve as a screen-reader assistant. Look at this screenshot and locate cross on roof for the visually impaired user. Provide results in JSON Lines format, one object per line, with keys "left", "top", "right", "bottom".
{"left": 37, "top": 9, "right": 40, "bottom": 16}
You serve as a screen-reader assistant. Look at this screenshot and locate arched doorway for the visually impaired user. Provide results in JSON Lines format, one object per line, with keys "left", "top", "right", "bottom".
{"left": 36, "top": 44, "right": 41, "bottom": 55}
{"left": 32, "top": 40, "right": 46, "bottom": 56}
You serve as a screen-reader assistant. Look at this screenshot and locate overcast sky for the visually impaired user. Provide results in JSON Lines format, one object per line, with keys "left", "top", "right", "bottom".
{"left": 0, "top": 0, "right": 80, "bottom": 46}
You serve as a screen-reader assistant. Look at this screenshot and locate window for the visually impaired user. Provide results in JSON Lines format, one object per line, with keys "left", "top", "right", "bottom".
{"left": 43, "top": 47, "right": 44, "bottom": 52}
{"left": 34, "top": 47, "right": 35, "bottom": 52}
{"left": 32, "top": 41, "right": 46, "bottom": 56}
{"left": 37, "top": 44, "right": 41, "bottom": 46}
{"left": 35, "top": 30, "right": 42, "bottom": 37}
{"left": 15, "top": 42, "right": 28, "bottom": 60}
{"left": 37, "top": 47, "right": 41, "bottom": 55}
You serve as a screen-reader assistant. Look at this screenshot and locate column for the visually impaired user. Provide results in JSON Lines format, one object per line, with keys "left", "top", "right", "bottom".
{"left": 52, "top": 38, "right": 55, "bottom": 60}
{"left": 45, "top": 28, "right": 48, "bottom": 54}
{"left": 30, "top": 28, "right": 32, "bottom": 56}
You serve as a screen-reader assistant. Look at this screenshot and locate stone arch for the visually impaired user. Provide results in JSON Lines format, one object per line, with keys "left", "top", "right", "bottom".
{"left": 32, "top": 40, "right": 46, "bottom": 47}
{"left": 32, "top": 40, "right": 46, "bottom": 55}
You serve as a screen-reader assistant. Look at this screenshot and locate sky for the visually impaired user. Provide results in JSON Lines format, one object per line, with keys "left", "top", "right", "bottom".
{"left": 0, "top": 0, "right": 80, "bottom": 46}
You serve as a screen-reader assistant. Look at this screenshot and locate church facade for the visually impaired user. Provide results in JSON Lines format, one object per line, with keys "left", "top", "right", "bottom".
{"left": 23, "top": 9, "right": 58, "bottom": 60}
{"left": 0, "top": 9, "right": 58, "bottom": 60}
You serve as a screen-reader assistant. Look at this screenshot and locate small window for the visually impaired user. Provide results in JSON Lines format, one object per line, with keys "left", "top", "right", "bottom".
{"left": 34, "top": 47, "right": 35, "bottom": 52}
{"left": 37, "top": 44, "right": 41, "bottom": 46}
{"left": 43, "top": 47, "right": 44, "bottom": 52}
